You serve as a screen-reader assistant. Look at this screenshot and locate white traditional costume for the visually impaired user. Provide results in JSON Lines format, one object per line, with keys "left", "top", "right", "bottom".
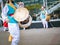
{"left": 40, "top": 7, "right": 48, "bottom": 28}
{"left": 1, "top": 2, "right": 20, "bottom": 45}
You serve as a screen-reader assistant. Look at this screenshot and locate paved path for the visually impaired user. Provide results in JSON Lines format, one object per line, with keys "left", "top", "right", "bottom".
{"left": 0, "top": 27, "right": 60, "bottom": 45}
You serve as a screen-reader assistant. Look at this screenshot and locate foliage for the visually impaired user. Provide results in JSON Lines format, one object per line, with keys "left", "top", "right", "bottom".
{"left": 25, "top": 3, "right": 41, "bottom": 10}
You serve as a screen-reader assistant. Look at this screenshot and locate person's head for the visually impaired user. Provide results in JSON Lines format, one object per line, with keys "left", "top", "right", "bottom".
{"left": 41, "top": 6, "right": 45, "bottom": 11}
{"left": 18, "top": 2, "right": 24, "bottom": 7}
{"left": 6, "top": 0, "right": 14, "bottom": 3}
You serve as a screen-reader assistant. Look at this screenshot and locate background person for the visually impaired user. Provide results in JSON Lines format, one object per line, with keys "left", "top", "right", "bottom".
{"left": 40, "top": 6, "right": 48, "bottom": 28}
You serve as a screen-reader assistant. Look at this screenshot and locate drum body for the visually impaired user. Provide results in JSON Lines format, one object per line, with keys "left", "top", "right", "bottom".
{"left": 46, "top": 15, "right": 50, "bottom": 21}
{"left": 14, "top": 7, "right": 32, "bottom": 28}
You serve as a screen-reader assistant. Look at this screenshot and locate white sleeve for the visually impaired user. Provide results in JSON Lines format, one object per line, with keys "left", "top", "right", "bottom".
{"left": 1, "top": 4, "right": 9, "bottom": 22}
{"left": 46, "top": 10, "right": 48, "bottom": 15}
{"left": 40, "top": 11, "right": 42, "bottom": 19}
{"left": 44, "top": 10, "right": 47, "bottom": 16}
{"left": 45, "top": 10, "right": 48, "bottom": 19}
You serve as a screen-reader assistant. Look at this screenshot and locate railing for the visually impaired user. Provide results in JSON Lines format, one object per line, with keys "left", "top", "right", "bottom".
{"left": 48, "top": 3, "right": 60, "bottom": 14}
{"left": 48, "top": 1, "right": 60, "bottom": 9}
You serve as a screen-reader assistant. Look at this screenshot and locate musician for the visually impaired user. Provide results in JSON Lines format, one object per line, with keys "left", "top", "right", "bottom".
{"left": 40, "top": 6, "right": 48, "bottom": 28}
{"left": 1, "top": 0, "right": 20, "bottom": 45}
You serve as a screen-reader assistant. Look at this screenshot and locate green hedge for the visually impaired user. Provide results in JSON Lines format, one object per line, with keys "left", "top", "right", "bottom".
{"left": 25, "top": 3, "right": 41, "bottom": 10}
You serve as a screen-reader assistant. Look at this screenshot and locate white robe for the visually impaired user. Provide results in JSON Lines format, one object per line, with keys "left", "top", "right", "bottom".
{"left": 1, "top": 3, "right": 20, "bottom": 45}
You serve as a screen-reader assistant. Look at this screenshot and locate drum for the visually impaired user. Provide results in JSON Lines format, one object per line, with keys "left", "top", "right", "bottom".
{"left": 14, "top": 7, "right": 32, "bottom": 28}
{"left": 46, "top": 15, "right": 50, "bottom": 21}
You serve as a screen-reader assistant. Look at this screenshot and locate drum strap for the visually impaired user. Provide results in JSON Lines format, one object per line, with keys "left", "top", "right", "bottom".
{"left": 8, "top": 3, "right": 16, "bottom": 10}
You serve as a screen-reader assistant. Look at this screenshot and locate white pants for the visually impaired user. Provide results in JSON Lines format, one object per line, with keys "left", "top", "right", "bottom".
{"left": 41, "top": 19, "right": 48, "bottom": 28}
{"left": 8, "top": 23, "right": 20, "bottom": 45}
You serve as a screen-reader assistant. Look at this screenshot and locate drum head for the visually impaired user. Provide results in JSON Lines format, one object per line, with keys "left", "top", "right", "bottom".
{"left": 14, "top": 7, "right": 29, "bottom": 22}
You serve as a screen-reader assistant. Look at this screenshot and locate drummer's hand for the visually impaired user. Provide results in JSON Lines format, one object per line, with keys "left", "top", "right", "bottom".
{"left": 5, "top": 17, "right": 9, "bottom": 23}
